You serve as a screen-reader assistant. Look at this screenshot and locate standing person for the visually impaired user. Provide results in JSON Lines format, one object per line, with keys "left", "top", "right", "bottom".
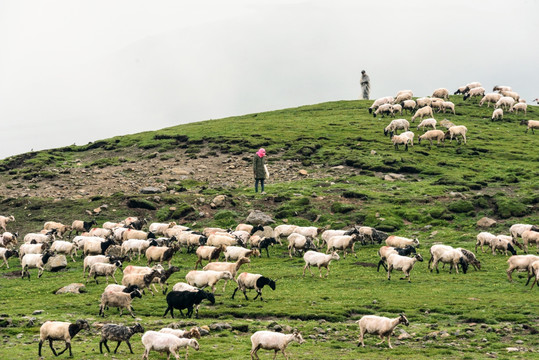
{"left": 253, "top": 148, "right": 267, "bottom": 194}
{"left": 360, "top": 70, "right": 370, "bottom": 100}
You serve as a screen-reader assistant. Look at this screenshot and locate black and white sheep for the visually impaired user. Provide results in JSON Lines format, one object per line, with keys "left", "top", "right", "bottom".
{"left": 0, "top": 247, "right": 18, "bottom": 268}
{"left": 38, "top": 319, "right": 89, "bottom": 357}
{"left": 99, "top": 323, "right": 145, "bottom": 354}
{"left": 377, "top": 245, "right": 416, "bottom": 272}
{"left": 232, "top": 272, "right": 276, "bottom": 300}
{"left": 70, "top": 219, "right": 97, "bottom": 236}
{"left": 21, "top": 251, "right": 53, "bottom": 279}
{"left": 428, "top": 245, "right": 468, "bottom": 274}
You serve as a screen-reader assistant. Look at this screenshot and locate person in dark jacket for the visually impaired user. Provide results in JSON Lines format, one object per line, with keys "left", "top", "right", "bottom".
{"left": 253, "top": 148, "right": 267, "bottom": 193}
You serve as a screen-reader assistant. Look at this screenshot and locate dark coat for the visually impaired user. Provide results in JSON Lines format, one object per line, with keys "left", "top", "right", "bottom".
{"left": 253, "top": 154, "right": 266, "bottom": 179}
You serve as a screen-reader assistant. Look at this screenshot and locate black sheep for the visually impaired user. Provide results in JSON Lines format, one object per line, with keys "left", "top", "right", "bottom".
{"left": 99, "top": 323, "right": 144, "bottom": 354}
{"left": 258, "top": 237, "right": 277, "bottom": 257}
{"left": 164, "top": 290, "right": 215, "bottom": 318}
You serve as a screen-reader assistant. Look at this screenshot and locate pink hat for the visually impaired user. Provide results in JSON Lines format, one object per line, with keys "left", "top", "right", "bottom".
{"left": 256, "top": 148, "right": 266, "bottom": 157}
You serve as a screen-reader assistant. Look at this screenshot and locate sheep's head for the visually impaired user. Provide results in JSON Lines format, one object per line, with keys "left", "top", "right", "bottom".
{"left": 188, "top": 327, "right": 201, "bottom": 339}
{"left": 132, "top": 323, "right": 145, "bottom": 334}
{"left": 331, "top": 252, "right": 340, "bottom": 261}
{"left": 203, "top": 291, "right": 216, "bottom": 305}
{"left": 238, "top": 257, "right": 251, "bottom": 265}
{"left": 292, "top": 330, "right": 306, "bottom": 344}
{"left": 189, "top": 339, "right": 200, "bottom": 351}
{"left": 520, "top": 120, "right": 529, "bottom": 126}
{"left": 131, "top": 289, "right": 143, "bottom": 299}
{"left": 113, "top": 260, "right": 122, "bottom": 269}
{"left": 458, "top": 257, "right": 469, "bottom": 274}
{"left": 398, "top": 313, "right": 409, "bottom": 326}
{"left": 414, "top": 254, "right": 424, "bottom": 262}
{"left": 75, "top": 319, "right": 90, "bottom": 331}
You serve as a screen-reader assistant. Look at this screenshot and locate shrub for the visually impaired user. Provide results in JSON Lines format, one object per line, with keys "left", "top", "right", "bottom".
{"left": 494, "top": 198, "right": 528, "bottom": 219}
{"left": 447, "top": 200, "right": 474, "bottom": 213}
{"left": 126, "top": 198, "right": 156, "bottom": 210}
{"left": 331, "top": 202, "right": 355, "bottom": 214}
{"left": 214, "top": 210, "right": 239, "bottom": 228}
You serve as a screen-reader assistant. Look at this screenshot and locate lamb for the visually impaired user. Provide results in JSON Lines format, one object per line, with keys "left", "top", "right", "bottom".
{"left": 521, "top": 230, "right": 539, "bottom": 254}
{"left": 122, "top": 270, "right": 162, "bottom": 296}
{"left": 141, "top": 331, "right": 199, "bottom": 360}
{"left": 500, "top": 90, "right": 520, "bottom": 102}
{"left": 442, "top": 101, "right": 456, "bottom": 114}
{"left": 146, "top": 244, "right": 179, "bottom": 267}
{"left": 463, "top": 86, "right": 485, "bottom": 100}
{"left": 84, "top": 237, "right": 115, "bottom": 256}
{"left": 302, "top": 250, "right": 340, "bottom": 278}
{"left": 384, "top": 118, "right": 410, "bottom": 136}
{"left": 99, "top": 322, "right": 144, "bottom": 354}
{"left": 372, "top": 103, "right": 393, "bottom": 118}
{"left": 491, "top": 108, "right": 503, "bottom": 121}
{"left": 391, "top": 134, "right": 411, "bottom": 151}
{"left": 491, "top": 237, "right": 517, "bottom": 256}
{"left": 185, "top": 270, "right": 233, "bottom": 293}
{"left": 356, "top": 314, "right": 409, "bottom": 349}
{"left": 194, "top": 245, "right": 224, "bottom": 269}
{"left": 38, "top": 319, "right": 89, "bottom": 357}
{"left": 121, "top": 239, "right": 157, "bottom": 260}
{"left": 428, "top": 245, "right": 468, "bottom": 274}
{"left": 70, "top": 219, "right": 97, "bottom": 236}
{"left": 87, "top": 260, "right": 123, "bottom": 284}
{"left": 159, "top": 327, "right": 201, "bottom": 339}
{"left": 232, "top": 272, "right": 276, "bottom": 300}
{"left": 479, "top": 93, "right": 502, "bottom": 107}
{"left": 203, "top": 257, "right": 251, "bottom": 291}
{"left": 250, "top": 330, "right": 305, "bottom": 360}
{"left": 385, "top": 236, "right": 419, "bottom": 248}
{"left": 506, "top": 254, "right": 539, "bottom": 282}
{"left": 368, "top": 96, "right": 394, "bottom": 114}
{"left": 21, "top": 251, "right": 53, "bottom": 279}
{"left": 82, "top": 254, "right": 123, "bottom": 276}
{"left": 387, "top": 253, "right": 423, "bottom": 282}
{"left": 50, "top": 240, "right": 78, "bottom": 262}
{"left": 19, "top": 242, "right": 49, "bottom": 259}
{"left": 377, "top": 245, "right": 416, "bottom": 271}
{"left": 444, "top": 125, "right": 468, "bottom": 144}
{"left": 475, "top": 232, "right": 497, "bottom": 253}
{"left": 151, "top": 266, "right": 181, "bottom": 295}
{"left": 43, "top": 221, "right": 70, "bottom": 239}
{"left": 273, "top": 225, "right": 298, "bottom": 244}
{"left": 495, "top": 96, "right": 515, "bottom": 110}
{"left": 325, "top": 234, "right": 361, "bottom": 258}
{"left": 411, "top": 106, "right": 433, "bottom": 122}
{"left": 163, "top": 289, "right": 216, "bottom": 318}
{"left": 0, "top": 247, "right": 18, "bottom": 268}
{"left": 103, "top": 283, "right": 140, "bottom": 294}
{"left": 400, "top": 99, "right": 416, "bottom": 114}
{"left": 417, "top": 118, "right": 437, "bottom": 131}
{"left": 391, "top": 104, "right": 402, "bottom": 116}
{"left": 456, "top": 248, "right": 481, "bottom": 271}
{"left": 510, "top": 102, "right": 527, "bottom": 115}
{"left": 99, "top": 289, "right": 143, "bottom": 317}
{"left": 416, "top": 97, "right": 432, "bottom": 108}
{"left": 0, "top": 215, "right": 15, "bottom": 232}
{"left": 288, "top": 233, "right": 317, "bottom": 258}
{"left": 520, "top": 120, "right": 539, "bottom": 134}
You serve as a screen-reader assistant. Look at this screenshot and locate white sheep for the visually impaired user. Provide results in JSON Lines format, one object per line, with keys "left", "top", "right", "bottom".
{"left": 368, "top": 96, "right": 394, "bottom": 114}
{"left": 43, "top": 221, "right": 70, "bottom": 239}
{"left": 206, "top": 233, "right": 242, "bottom": 247}
{"left": 224, "top": 246, "right": 258, "bottom": 261}
{"left": 440, "top": 119, "right": 455, "bottom": 129}
{"left": 495, "top": 96, "right": 515, "bottom": 110}
{"left": 250, "top": 330, "right": 305, "bottom": 360}
{"left": 390, "top": 134, "right": 410, "bottom": 151}
{"left": 493, "top": 85, "right": 512, "bottom": 92}
{"left": 202, "top": 227, "right": 227, "bottom": 237}
{"left": 432, "top": 88, "right": 449, "bottom": 100}
{"left": 232, "top": 272, "right": 276, "bottom": 301}
{"left": 510, "top": 102, "right": 527, "bottom": 115}
{"left": 525, "top": 260, "right": 539, "bottom": 289}
{"left": 141, "top": 331, "right": 199, "bottom": 360}
{"left": 0, "top": 215, "right": 15, "bottom": 232}
{"left": 194, "top": 245, "right": 224, "bottom": 269}
{"left": 185, "top": 270, "right": 233, "bottom": 293}
{"left": 50, "top": 240, "right": 78, "bottom": 262}
{"left": 411, "top": 106, "right": 433, "bottom": 122}
{"left": 19, "top": 242, "right": 49, "bottom": 259}
{"left": 326, "top": 234, "right": 360, "bottom": 258}
{"left": 463, "top": 86, "right": 485, "bottom": 100}
{"left": 491, "top": 236, "right": 517, "bottom": 256}
{"left": 122, "top": 270, "right": 162, "bottom": 296}
{"left": 273, "top": 225, "right": 298, "bottom": 243}
{"left": 0, "top": 231, "right": 17, "bottom": 248}
{"left": 99, "top": 289, "right": 143, "bottom": 317}
{"left": 146, "top": 245, "right": 178, "bottom": 267}
{"left": 492, "top": 108, "right": 503, "bottom": 121}
{"left": 475, "top": 232, "right": 497, "bottom": 253}
{"left": 172, "top": 282, "right": 199, "bottom": 292}
{"left": 417, "top": 118, "right": 437, "bottom": 131}
{"left": 292, "top": 226, "right": 320, "bottom": 244}
{"left": 303, "top": 250, "right": 340, "bottom": 278}
{"left": 203, "top": 257, "right": 251, "bottom": 291}
{"left": 112, "top": 227, "right": 128, "bottom": 242}
{"left": 509, "top": 224, "right": 539, "bottom": 243}
{"left": 394, "top": 92, "right": 413, "bottom": 104}
{"left": 385, "top": 236, "right": 419, "bottom": 248}
{"left": 506, "top": 255, "right": 539, "bottom": 282}
{"left": 121, "top": 239, "right": 155, "bottom": 260}
{"left": 148, "top": 222, "right": 176, "bottom": 236}
{"left": 102, "top": 221, "right": 125, "bottom": 230}
{"left": 442, "top": 101, "right": 455, "bottom": 114}
{"left": 287, "top": 233, "right": 316, "bottom": 258}
{"left": 386, "top": 253, "right": 423, "bottom": 282}
{"left": 429, "top": 245, "right": 468, "bottom": 274}
{"left": 521, "top": 230, "right": 539, "bottom": 254}
{"left": 462, "top": 82, "right": 482, "bottom": 93}
{"left": 373, "top": 103, "right": 394, "bottom": 118}
{"left": 391, "top": 104, "right": 403, "bottom": 116}
{"left": 400, "top": 99, "right": 416, "bottom": 114}
{"left": 479, "top": 93, "right": 502, "bottom": 107}
{"left": 520, "top": 120, "right": 539, "bottom": 134}
{"left": 500, "top": 90, "right": 520, "bottom": 102}
{"left": 24, "top": 232, "right": 55, "bottom": 244}
{"left": 122, "top": 229, "right": 153, "bottom": 241}
{"left": 38, "top": 320, "right": 89, "bottom": 357}
{"left": 445, "top": 125, "right": 467, "bottom": 144}
{"left": 400, "top": 131, "right": 415, "bottom": 147}
{"left": 89, "top": 227, "right": 113, "bottom": 238}
{"left": 87, "top": 261, "right": 123, "bottom": 284}
{"left": 356, "top": 314, "right": 409, "bottom": 349}
{"left": 21, "top": 252, "right": 53, "bottom": 279}
{"left": 416, "top": 97, "right": 432, "bottom": 108}
{"left": 384, "top": 118, "right": 410, "bottom": 136}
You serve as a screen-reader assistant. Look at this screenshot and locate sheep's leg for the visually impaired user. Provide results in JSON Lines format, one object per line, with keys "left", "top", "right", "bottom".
{"left": 387, "top": 335, "right": 394, "bottom": 349}
{"left": 231, "top": 287, "right": 239, "bottom": 299}
{"left": 222, "top": 279, "right": 228, "bottom": 293}
{"left": 48, "top": 339, "right": 59, "bottom": 356}
{"left": 525, "top": 273, "right": 533, "bottom": 286}
{"left": 163, "top": 306, "right": 172, "bottom": 318}
{"left": 507, "top": 267, "right": 515, "bottom": 282}
{"left": 243, "top": 290, "right": 249, "bottom": 301}
{"left": 113, "top": 340, "right": 123, "bottom": 353}
{"left": 250, "top": 344, "right": 261, "bottom": 360}
{"left": 125, "top": 340, "right": 134, "bottom": 354}
{"left": 387, "top": 265, "right": 393, "bottom": 280}
{"left": 375, "top": 334, "right": 386, "bottom": 346}
{"left": 56, "top": 340, "right": 70, "bottom": 356}
{"left": 38, "top": 340, "right": 44, "bottom": 356}
{"left": 358, "top": 329, "right": 366, "bottom": 347}
{"left": 531, "top": 277, "right": 538, "bottom": 289}
{"left": 265, "top": 247, "right": 270, "bottom": 257}
{"left": 38, "top": 266, "right": 44, "bottom": 278}
{"left": 253, "top": 290, "right": 262, "bottom": 301}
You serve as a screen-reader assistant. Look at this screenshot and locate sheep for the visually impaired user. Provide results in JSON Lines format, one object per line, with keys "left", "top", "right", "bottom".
{"left": 250, "top": 237, "right": 275, "bottom": 257}
{"left": 521, "top": 230, "right": 539, "bottom": 254}
{"left": 89, "top": 227, "right": 113, "bottom": 238}
{"left": 182, "top": 232, "right": 208, "bottom": 253}
{"left": 372, "top": 103, "right": 393, "bottom": 118}
{"left": 173, "top": 282, "right": 200, "bottom": 292}
{"left": 506, "top": 255, "right": 539, "bottom": 282}
{"left": 122, "top": 228, "right": 155, "bottom": 241}
{"left": 194, "top": 245, "right": 224, "bottom": 269}
{"left": 391, "top": 104, "right": 402, "bottom": 116}
{"left": 163, "top": 289, "right": 216, "bottom": 318}
{"left": 428, "top": 245, "right": 468, "bottom": 274}
{"left": 103, "top": 221, "right": 125, "bottom": 230}
{"left": 50, "top": 240, "right": 78, "bottom": 262}
{"left": 430, "top": 99, "right": 445, "bottom": 113}
{"left": 411, "top": 106, "right": 433, "bottom": 122}
{"left": 0, "top": 247, "right": 18, "bottom": 268}
{"left": 202, "top": 227, "right": 228, "bottom": 237}
{"left": 148, "top": 222, "right": 176, "bottom": 236}
{"left": 23, "top": 231, "right": 55, "bottom": 244}
{"left": 38, "top": 319, "right": 89, "bottom": 357}
{"left": 113, "top": 227, "right": 129, "bottom": 242}
{"left": 87, "top": 261, "right": 123, "bottom": 284}
{"left": 387, "top": 253, "right": 423, "bottom": 282}
{"left": 320, "top": 228, "right": 359, "bottom": 247}
{"left": 377, "top": 245, "right": 416, "bottom": 271}
{"left": 70, "top": 219, "right": 97, "bottom": 236}
{"left": 394, "top": 92, "right": 413, "bottom": 104}
{"left": 520, "top": 120, "right": 539, "bottom": 134}
{"left": 0, "top": 215, "right": 15, "bottom": 232}
{"left": 475, "top": 232, "right": 497, "bottom": 253}
{"left": 497, "top": 234, "right": 523, "bottom": 251}
{"left": 456, "top": 248, "right": 481, "bottom": 271}
{"left": 84, "top": 237, "right": 115, "bottom": 256}
{"left": 292, "top": 226, "right": 320, "bottom": 244}
{"left": 287, "top": 233, "right": 317, "bottom": 257}
{"left": 525, "top": 260, "right": 539, "bottom": 289}
{"left": 510, "top": 102, "right": 527, "bottom": 115}
{"left": 444, "top": 125, "right": 467, "bottom": 144}
{"left": 463, "top": 86, "right": 485, "bottom": 100}
{"left": 273, "top": 225, "right": 298, "bottom": 244}
{"left": 146, "top": 244, "right": 179, "bottom": 267}
{"left": 385, "top": 235, "right": 419, "bottom": 248}
{"left": 491, "top": 237, "right": 517, "bottom": 256}
{"left": 124, "top": 216, "right": 146, "bottom": 230}
{"left": 302, "top": 250, "right": 340, "bottom": 278}
{"left": 400, "top": 99, "right": 416, "bottom": 114}
{"left": 141, "top": 331, "right": 199, "bottom": 360}
{"left": 19, "top": 242, "right": 49, "bottom": 260}
{"left": 235, "top": 223, "right": 265, "bottom": 235}
{"left": 358, "top": 226, "right": 383, "bottom": 245}
{"left": 151, "top": 266, "right": 181, "bottom": 295}
{"left": 99, "top": 289, "right": 143, "bottom": 317}
{"left": 391, "top": 134, "right": 410, "bottom": 151}
{"left": 368, "top": 96, "right": 394, "bottom": 114}
{"left": 21, "top": 251, "right": 53, "bottom": 279}
{"left": 206, "top": 233, "right": 243, "bottom": 248}
{"left": 0, "top": 231, "right": 18, "bottom": 248}
{"left": 159, "top": 327, "right": 201, "bottom": 339}
{"left": 121, "top": 239, "right": 157, "bottom": 260}
{"left": 432, "top": 88, "right": 449, "bottom": 100}
{"left": 495, "top": 96, "right": 515, "bottom": 110}
{"left": 123, "top": 264, "right": 164, "bottom": 275}
{"left": 492, "top": 108, "right": 503, "bottom": 121}
{"left": 416, "top": 97, "right": 432, "bottom": 108}
{"left": 395, "top": 90, "right": 413, "bottom": 98}
{"left": 250, "top": 330, "right": 305, "bottom": 360}
{"left": 500, "top": 90, "right": 520, "bottom": 101}
{"left": 99, "top": 323, "right": 144, "bottom": 354}
{"left": 203, "top": 257, "right": 251, "bottom": 291}
{"left": 356, "top": 314, "right": 409, "bottom": 349}
{"left": 122, "top": 270, "right": 162, "bottom": 296}
{"left": 325, "top": 234, "right": 361, "bottom": 258}
{"left": 185, "top": 270, "right": 233, "bottom": 293}
{"left": 479, "top": 92, "right": 502, "bottom": 107}
{"left": 442, "top": 101, "right": 456, "bottom": 114}
{"left": 232, "top": 272, "right": 276, "bottom": 300}
{"left": 493, "top": 85, "right": 512, "bottom": 92}
{"left": 384, "top": 118, "right": 410, "bottom": 136}
{"left": 103, "top": 283, "right": 140, "bottom": 294}
{"left": 417, "top": 118, "right": 437, "bottom": 131}
{"left": 454, "top": 82, "right": 481, "bottom": 94}
{"left": 43, "top": 221, "right": 70, "bottom": 239}
{"left": 440, "top": 119, "right": 455, "bottom": 129}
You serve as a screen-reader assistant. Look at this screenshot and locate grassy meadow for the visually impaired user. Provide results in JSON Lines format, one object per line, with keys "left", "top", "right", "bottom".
{"left": 0, "top": 96, "right": 538, "bottom": 359}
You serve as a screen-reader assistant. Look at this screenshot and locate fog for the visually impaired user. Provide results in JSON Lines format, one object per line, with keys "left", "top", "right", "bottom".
{"left": 0, "top": 0, "right": 537, "bottom": 160}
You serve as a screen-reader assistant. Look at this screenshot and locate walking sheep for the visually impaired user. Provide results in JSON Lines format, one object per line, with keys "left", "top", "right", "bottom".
{"left": 302, "top": 250, "right": 340, "bottom": 278}
{"left": 38, "top": 319, "right": 89, "bottom": 357}
{"left": 356, "top": 314, "right": 409, "bottom": 349}
{"left": 99, "top": 289, "right": 143, "bottom": 317}
{"left": 99, "top": 323, "right": 144, "bottom": 354}
{"left": 163, "top": 290, "right": 216, "bottom": 318}
{"left": 387, "top": 253, "right": 423, "bottom": 282}
{"left": 142, "top": 331, "right": 199, "bottom": 360}
{"left": 250, "top": 330, "right": 305, "bottom": 360}
{"left": 232, "top": 272, "right": 276, "bottom": 301}
{"left": 506, "top": 255, "right": 539, "bottom": 282}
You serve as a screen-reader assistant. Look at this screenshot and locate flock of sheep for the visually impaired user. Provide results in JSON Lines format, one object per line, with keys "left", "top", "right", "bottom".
{"left": 368, "top": 83, "right": 538, "bottom": 151}
{"left": 1, "top": 213, "right": 539, "bottom": 358}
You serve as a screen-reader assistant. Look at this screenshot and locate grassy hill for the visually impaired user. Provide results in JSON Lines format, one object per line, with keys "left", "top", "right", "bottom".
{"left": 0, "top": 97, "right": 538, "bottom": 359}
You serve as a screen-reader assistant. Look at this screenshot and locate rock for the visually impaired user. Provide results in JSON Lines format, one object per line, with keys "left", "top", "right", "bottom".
{"left": 32, "top": 310, "right": 44, "bottom": 315}
{"left": 44, "top": 255, "right": 67, "bottom": 272}
{"left": 104, "top": 245, "right": 122, "bottom": 257}
{"left": 515, "top": 340, "right": 524, "bottom": 344}
{"left": 171, "top": 167, "right": 194, "bottom": 176}
{"left": 212, "top": 195, "right": 226, "bottom": 207}
{"left": 388, "top": 173, "right": 406, "bottom": 180}
{"left": 398, "top": 329, "right": 412, "bottom": 340}
{"left": 371, "top": 150, "right": 377, "bottom": 155}
{"left": 506, "top": 347, "right": 521, "bottom": 352}
{"left": 246, "top": 210, "right": 275, "bottom": 226}
{"left": 232, "top": 324, "right": 249, "bottom": 332}
{"left": 140, "top": 186, "right": 162, "bottom": 194}
{"left": 477, "top": 217, "right": 497, "bottom": 228}
{"left": 0, "top": 318, "right": 13, "bottom": 327}
{"left": 299, "top": 170, "right": 308, "bottom": 176}
{"left": 283, "top": 325, "right": 293, "bottom": 333}
{"left": 384, "top": 175, "right": 395, "bottom": 182}
{"left": 313, "top": 327, "right": 326, "bottom": 334}
{"left": 209, "top": 322, "right": 232, "bottom": 331}
{"left": 55, "top": 283, "right": 87, "bottom": 294}
{"left": 272, "top": 325, "right": 283, "bottom": 332}
{"left": 449, "top": 191, "right": 466, "bottom": 199}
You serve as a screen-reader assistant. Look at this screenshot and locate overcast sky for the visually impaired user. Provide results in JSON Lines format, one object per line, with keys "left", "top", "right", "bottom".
{"left": 1, "top": 0, "right": 537, "bottom": 160}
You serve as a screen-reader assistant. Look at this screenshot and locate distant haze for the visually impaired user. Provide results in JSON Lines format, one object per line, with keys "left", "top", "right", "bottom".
{"left": 1, "top": 0, "right": 537, "bottom": 160}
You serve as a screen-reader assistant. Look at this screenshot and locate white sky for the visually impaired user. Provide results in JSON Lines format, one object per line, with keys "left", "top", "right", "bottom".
{"left": 1, "top": 0, "right": 538, "bottom": 159}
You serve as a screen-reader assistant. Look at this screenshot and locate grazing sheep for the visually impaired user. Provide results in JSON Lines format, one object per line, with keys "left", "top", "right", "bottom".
{"left": 43, "top": 221, "right": 70, "bottom": 239}
{"left": 442, "top": 101, "right": 456, "bottom": 114}
{"left": 122, "top": 270, "right": 162, "bottom": 296}
{"left": 493, "top": 85, "right": 512, "bottom": 92}
{"left": 385, "top": 236, "right": 419, "bottom": 248}
{"left": 38, "top": 319, "right": 89, "bottom": 357}
{"left": 368, "top": 96, "right": 394, "bottom": 114}
{"left": 456, "top": 248, "right": 481, "bottom": 271}
{"left": 146, "top": 244, "right": 179, "bottom": 267}
{"left": 416, "top": 97, "right": 432, "bottom": 108}
{"left": 491, "top": 237, "right": 517, "bottom": 256}
{"left": 391, "top": 134, "right": 410, "bottom": 151}
{"left": 194, "top": 245, "right": 224, "bottom": 269}
{"left": 250, "top": 236, "right": 276, "bottom": 257}
{"left": 0, "top": 215, "right": 15, "bottom": 232}
{"left": 500, "top": 90, "right": 520, "bottom": 102}
{"left": 510, "top": 102, "right": 527, "bottom": 115}
{"left": 479, "top": 93, "right": 502, "bottom": 107}
{"left": 250, "top": 330, "right": 305, "bottom": 360}
{"left": 325, "top": 234, "right": 361, "bottom": 258}
{"left": 99, "top": 289, "right": 143, "bottom": 317}
{"left": 302, "top": 250, "right": 340, "bottom": 278}
{"left": 506, "top": 255, "right": 539, "bottom": 282}
{"left": 372, "top": 103, "right": 394, "bottom": 118}
{"left": 495, "top": 96, "right": 515, "bottom": 110}
{"left": 21, "top": 251, "right": 53, "bottom": 279}
{"left": 0, "top": 247, "right": 18, "bottom": 268}
{"left": 185, "top": 270, "right": 233, "bottom": 293}
{"left": 141, "top": 331, "right": 199, "bottom": 360}
{"left": 87, "top": 261, "right": 123, "bottom": 284}
{"left": 292, "top": 226, "right": 321, "bottom": 245}
{"left": 492, "top": 108, "right": 503, "bottom": 121}
{"left": 172, "top": 282, "right": 200, "bottom": 292}
{"left": 521, "top": 230, "right": 539, "bottom": 254}
{"left": 159, "top": 327, "right": 201, "bottom": 339}
{"left": 356, "top": 314, "right": 409, "bottom": 349}
{"left": 377, "top": 245, "right": 416, "bottom": 271}
{"left": 444, "top": 125, "right": 468, "bottom": 144}
{"left": 463, "top": 86, "right": 485, "bottom": 100}
{"left": 391, "top": 104, "right": 402, "bottom": 116}
{"left": 206, "top": 233, "right": 243, "bottom": 248}
{"left": 121, "top": 239, "right": 157, "bottom": 260}
{"left": 395, "top": 90, "right": 413, "bottom": 98}
{"left": 124, "top": 216, "right": 146, "bottom": 230}
{"left": 520, "top": 120, "right": 539, "bottom": 134}
{"left": 235, "top": 223, "right": 265, "bottom": 235}
{"left": 50, "top": 240, "right": 78, "bottom": 262}
{"left": 455, "top": 82, "right": 482, "bottom": 94}
{"left": 394, "top": 92, "right": 413, "bottom": 104}
{"left": 203, "top": 257, "right": 251, "bottom": 291}
{"left": 432, "top": 88, "right": 449, "bottom": 100}
{"left": 224, "top": 246, "right": 258, "bottom": 261}
{"left": 99, "top": 323, "right": 144, "bottom": 354}
{"left": 400, "top": 99, "right": 416, "bottom": 114}
{"left": 102, "top": 221, "right": 125, "bottom": 230}
{"left": 122, "top": 229, "right": 155, "bottom": 241}
{"left": 525, "top": 260, "right": 539, "bottom": 289}
{"left": 429, "top": 245, "right": 468, "bottom": 274}
{"left": 411, "top": 106, "right": 434, "bottom": 122}
{"left": 510, "top": 224, "right": 539, "bottom": 244}
{"left": 417, "top": 118, "right": 437, "bottom": 131}
{"left": 273, "top": 225, "right": 298, "bottom": 244}
{"left": 430, "top": 99, "right": 444, "bottom": 113}
{"left": 83, "top": 254, "right": 123, "bottom": 277}
{"left": 387, "top": 253, "right": 423, "bottom": 282}
{"left": 384, "top": 118, "right": 410, "bottom": 136}
{"left": 288, "top": 233, "right": 317, "bottom": 258}
{"left": 164, "top": 290, "right": 215, "bottom": 318}
{"left": 476, "top": 232, "right": 497, "bottom": 253}
{"left": 232, "top": 272, "right": 276, "bottom": 300}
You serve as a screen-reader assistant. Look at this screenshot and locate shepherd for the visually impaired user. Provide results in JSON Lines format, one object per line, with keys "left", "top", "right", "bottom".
{"left": 253, "top": 148, "right": 269, "bottom": 194}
